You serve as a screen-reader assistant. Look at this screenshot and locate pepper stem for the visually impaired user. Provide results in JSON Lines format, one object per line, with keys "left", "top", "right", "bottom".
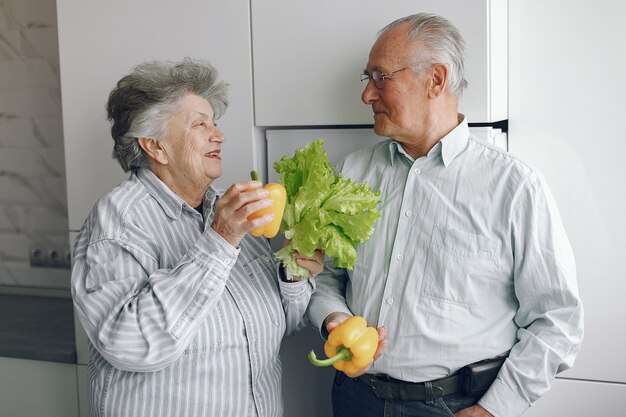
{"left": 250, "top": 170, "right": 260, "bottom": 181}
{"left": 308, "top": 346, "right": 352, "bottom": 367}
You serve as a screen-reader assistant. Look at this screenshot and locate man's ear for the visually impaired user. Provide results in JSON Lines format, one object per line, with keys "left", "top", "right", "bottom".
{"left": 428, "top": 63, "right": 448, "bottom": 98}
{"left": 138, "top": 138, "right": 168, "bottom": 165}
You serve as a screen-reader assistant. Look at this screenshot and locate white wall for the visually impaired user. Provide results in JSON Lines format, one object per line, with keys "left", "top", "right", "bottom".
{"left": 0, "top": 0, "right": 71, "bottom": 290}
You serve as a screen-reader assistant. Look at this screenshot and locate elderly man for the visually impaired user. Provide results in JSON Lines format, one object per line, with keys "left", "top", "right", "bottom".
{"left": 307, "top": 13, "right": 583, "bottom": 417}
{"left": 72, "top": 58, "right": 323, "bottom": 417}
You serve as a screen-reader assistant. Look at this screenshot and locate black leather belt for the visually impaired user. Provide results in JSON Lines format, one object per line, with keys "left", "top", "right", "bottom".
{"left": 358, "top": 373, "right": 461, "bottom": 401}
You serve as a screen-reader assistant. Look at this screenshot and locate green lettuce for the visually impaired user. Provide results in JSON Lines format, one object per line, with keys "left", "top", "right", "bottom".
{"left": 273, "top": 139, "right": 381, "bottom": 278}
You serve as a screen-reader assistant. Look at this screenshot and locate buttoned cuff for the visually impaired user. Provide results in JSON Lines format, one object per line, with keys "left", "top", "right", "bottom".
{"left": 307, "top": 300, "right": 353, "bottom": 338}
{"left": 478, "top": 378, "right": 530, "bottom": 417}
{"left": 279, "top": 276, "right": 316, "bottom": 300}
{"left": 188, "top": 227, "right": 239, "bottom": 271}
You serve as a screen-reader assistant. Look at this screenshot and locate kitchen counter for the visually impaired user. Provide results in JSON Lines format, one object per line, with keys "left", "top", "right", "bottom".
{"left": 0, "top": 294, "right": 77, "bottom": 364}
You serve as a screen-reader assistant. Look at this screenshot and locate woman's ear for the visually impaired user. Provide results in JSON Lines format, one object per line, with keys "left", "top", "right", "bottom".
{"left": 138, "top": 138, "right": 168, "bottom": 165}
{"left": 428, "top": 63, "right": 448, "bottom": 98}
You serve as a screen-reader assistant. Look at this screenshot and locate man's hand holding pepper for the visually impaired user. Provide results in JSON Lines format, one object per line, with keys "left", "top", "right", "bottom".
{"left": 323, "top": 312, "right": 387, "bottom": 378}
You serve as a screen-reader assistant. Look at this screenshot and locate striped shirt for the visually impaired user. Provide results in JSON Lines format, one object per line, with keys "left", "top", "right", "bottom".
{"left": 307, "top": 116, "right": 583, "bottom": 417}
{"left": 72, "top": 168, "right": 314, "bottom": 417}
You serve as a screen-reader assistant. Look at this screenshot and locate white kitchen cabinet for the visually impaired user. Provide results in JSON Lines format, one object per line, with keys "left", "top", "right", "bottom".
{"left": 76, "top": 364, "right": 88, "bottom": 417}
{"left": 57, "top": 0, "right": 258, "bottom": 232}
{"left": 251, "top": 0, "right": 507, "bottom": 126}
{"left": 0, "top": 357, "right": 78, "bottom": 417}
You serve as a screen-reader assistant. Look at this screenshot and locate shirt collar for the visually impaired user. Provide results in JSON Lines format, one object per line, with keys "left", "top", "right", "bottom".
{"left": 137, "top": 168, "right": 218, "bottom": 219}
{"left": 439, "top": 114, "right": 470, "bottom": 167}
{"left": 386, "top": 114, "right": 470, "bottom": 167}
{"left": 387, "top": 140, "right": 405, "bottom": 166}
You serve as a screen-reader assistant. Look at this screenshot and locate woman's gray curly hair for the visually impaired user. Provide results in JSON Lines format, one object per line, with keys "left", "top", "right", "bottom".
{"left": 106, "top": 58, "right": 229, "bottom": 172}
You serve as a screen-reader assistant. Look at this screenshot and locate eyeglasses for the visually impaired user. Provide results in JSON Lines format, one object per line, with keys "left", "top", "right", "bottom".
{"left": 360, "top": 62, "right": 427, "bottom": 89}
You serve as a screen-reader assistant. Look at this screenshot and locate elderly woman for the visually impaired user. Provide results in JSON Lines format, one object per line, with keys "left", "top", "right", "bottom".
{"left": 71, "top": 58, "right": 323, "bottom": 417}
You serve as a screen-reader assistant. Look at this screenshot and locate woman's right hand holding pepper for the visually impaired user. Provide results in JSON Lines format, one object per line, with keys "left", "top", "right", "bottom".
{"left": 211, "top": 181, "right": 275, "bottom": 247}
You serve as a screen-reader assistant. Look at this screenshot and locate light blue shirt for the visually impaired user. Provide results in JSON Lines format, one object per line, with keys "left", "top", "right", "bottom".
{"left": 307, "top": 116, "right": 583, "bottom": 417}
{"left": 72, "top": 168, "right": 315, "bottom": 417}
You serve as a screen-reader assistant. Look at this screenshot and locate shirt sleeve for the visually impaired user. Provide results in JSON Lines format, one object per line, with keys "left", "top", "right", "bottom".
{"left": 278, "top": 275, "right": 316, "bottom": 336}
{"left": 306, "top": 257, "right": 353, "bottom": 334}
{"left": 72, "top": 225, "right": 238, "bottom": 373}
{"left": 479, "top": 173, "right": 584, "bottom": 417}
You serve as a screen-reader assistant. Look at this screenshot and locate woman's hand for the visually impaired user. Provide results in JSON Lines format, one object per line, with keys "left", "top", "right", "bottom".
{"left": 288, "top": 249, "right": 324, "bottom": 281}
{"left": 323, "top": 312, "right": 388, "bottom": 378}
{"left": 211, "top": 180, "right": 275, "bottom": 247}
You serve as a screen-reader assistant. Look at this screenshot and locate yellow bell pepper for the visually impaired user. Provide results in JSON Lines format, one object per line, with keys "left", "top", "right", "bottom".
{"left": 247, "top": 170, "right": 286, "bottom": 238}
{"left": 308, "top": 316, "right": 379, "bottom": 375}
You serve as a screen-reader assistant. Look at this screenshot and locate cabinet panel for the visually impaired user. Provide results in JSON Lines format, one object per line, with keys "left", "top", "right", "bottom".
{"left": 280, "top": 327, "right": 334, "bottom": 417}
{"left": 57, "top": 0, "right": 256, "bottom": 231}
{"left": 0, "top": 357, "right": 78, "bottom": 417}
{"left": 252, "top": 0, "right": 507, "bottom": 126}
{"left": 76, "top": 364, "right": 88, "bottom": 417}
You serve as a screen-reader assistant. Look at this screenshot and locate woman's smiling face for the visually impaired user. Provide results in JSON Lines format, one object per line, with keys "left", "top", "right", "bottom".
{"left": 159, "top": 94, "right": 225, "bottom": 197}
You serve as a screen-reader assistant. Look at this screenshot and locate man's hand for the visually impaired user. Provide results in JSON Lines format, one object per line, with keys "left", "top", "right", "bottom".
{"left": 455, "top": 404, "right": 494, "bottom": 417}
{"left": 323, "top": 312, "right": 388, "bottom": 378}
{"left": 211, "top": 180, "right": 274, "bottom": 247}
{"left": 324, "top": 312, "right": 352, "bottom": 334}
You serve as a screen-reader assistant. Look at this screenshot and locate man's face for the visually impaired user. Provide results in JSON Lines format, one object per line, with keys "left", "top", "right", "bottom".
{"left": 361, "top": 24, "right": 431, "bottom": 144}
{"left": 160, "top": 94, "right": 225, "bottom": 191}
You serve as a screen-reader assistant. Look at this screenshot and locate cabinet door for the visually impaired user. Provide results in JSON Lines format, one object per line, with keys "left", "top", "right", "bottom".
{"left": 76, "top": 364, "right": 88, "bottom": 417}
{"left": 0, "top": 357, "right": 78, "bottom": 417}
{"left": 57, "top": 0, "right": 256, "bottom": 231}
{"left": 251, "top": 0, "right": 507, "bottom": 126}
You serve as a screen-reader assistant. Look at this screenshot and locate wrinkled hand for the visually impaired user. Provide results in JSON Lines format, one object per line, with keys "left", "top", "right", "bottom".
{"left": 211, "top": 180, "right": 274, "bottom": 247}
{"left": 455, "top": 405, "right": 494, "bottom": 417}
{"left": 324, "top": 312, "right": 388, "bottom": 378}
{"left": 289, "top": 249, "right": 324, "bottom": 281}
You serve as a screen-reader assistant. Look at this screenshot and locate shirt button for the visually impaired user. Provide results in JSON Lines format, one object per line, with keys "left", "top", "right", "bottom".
{"left": 405, "top": 210, "right": 412, "bottom": 217}
{"left": 414, "top": 168, "right": 421, "bottom": 175}
{"left": 264, "top": 256, "right": 270, "bottom": 263}
{"left": 223, "top": 258, "right": 231, "bottom": 265}
{"left": 386, "top": 298, "right": 394, "bottom": 305}
{"left": 396, "top": 254, "right": 404, "bottom": 261}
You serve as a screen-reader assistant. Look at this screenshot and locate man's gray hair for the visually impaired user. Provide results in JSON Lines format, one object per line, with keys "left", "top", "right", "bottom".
{"left": 380, "top": 13, "right": 468, "bottom": 98}
{"left": 106, "top": 58, "right": 229, "bottom": 172}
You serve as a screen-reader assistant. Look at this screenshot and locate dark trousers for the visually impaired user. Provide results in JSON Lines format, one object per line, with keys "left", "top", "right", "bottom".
{"left": 332, "top": 372, "right": 483, "bottom": 417}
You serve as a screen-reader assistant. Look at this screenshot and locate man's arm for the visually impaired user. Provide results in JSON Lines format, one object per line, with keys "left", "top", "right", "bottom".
{"left": 478, "top": 173, "right": 584, "bottom": 417}
{"left": 306, "top": 257, "right": 353, "bottom": 333}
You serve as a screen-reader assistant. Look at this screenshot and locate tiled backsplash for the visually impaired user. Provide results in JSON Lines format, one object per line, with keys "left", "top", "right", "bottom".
{"left": 0, "top": 0, "right": 70, "bottom": 290}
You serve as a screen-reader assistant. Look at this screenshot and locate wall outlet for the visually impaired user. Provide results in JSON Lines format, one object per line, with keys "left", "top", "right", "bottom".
{"left": 29, "top": 245, "right": 72, "bottom": 269}
{"left": 29, "top": 247, "right": 48, "bottom": 267}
